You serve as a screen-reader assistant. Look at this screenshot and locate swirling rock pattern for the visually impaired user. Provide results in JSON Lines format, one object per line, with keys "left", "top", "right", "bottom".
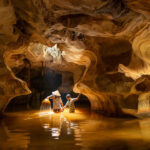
{"left": 0, "top": 0, "right": 150, "bottom": 115}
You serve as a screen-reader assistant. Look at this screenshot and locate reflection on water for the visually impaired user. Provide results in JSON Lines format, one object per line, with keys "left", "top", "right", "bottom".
{"left": 1, "top": 109, "right": 150, "bottom": 150}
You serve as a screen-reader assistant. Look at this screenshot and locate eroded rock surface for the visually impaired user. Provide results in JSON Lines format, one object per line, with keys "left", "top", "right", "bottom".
{"left": 0, "top": 0, "right": 150, "bottom": 115}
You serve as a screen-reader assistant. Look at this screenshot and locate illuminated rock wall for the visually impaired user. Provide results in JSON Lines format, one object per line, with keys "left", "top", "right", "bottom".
{"left": 0, "top": 0, "right": 150, "bottom": 115}
{"left": 138, "top": 93, "right": 150, "bottom": 113}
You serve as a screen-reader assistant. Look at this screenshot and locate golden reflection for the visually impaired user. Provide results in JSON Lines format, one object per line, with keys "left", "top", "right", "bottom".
{"left": 38, "top": 108, "right": 87, "bottom": 140}
{"left": 0, "top": 122, "right": 30, "bottom": 149}
{"left": 2, "top": 109, "right": 150, "bottom": 150}
{"left": 38, "top": 108, "right": 87, "bottom": 120}
{"left": 43, "top": 123, "right": 50, "bottom": 129}
{"left": 39, "top": 110, "right": 54, "bottom": 116}
{"left": 139, "top": 118, "right": 150, "bottom": 141}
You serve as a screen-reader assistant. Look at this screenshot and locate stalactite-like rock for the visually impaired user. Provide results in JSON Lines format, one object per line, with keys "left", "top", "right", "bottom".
{"left": 0, "top": 51, "right": 31, "bottom": 112}
{"left": 0, "top": 0, "right": 150, "bottom": 115}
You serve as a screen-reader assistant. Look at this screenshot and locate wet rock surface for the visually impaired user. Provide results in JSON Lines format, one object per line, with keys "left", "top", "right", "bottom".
{"left": 0, "top": 0, "right": 150, "bottom": 115}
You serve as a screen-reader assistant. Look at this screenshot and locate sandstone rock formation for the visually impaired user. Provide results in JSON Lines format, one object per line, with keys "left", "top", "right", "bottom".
{"left": 0, "top": 0, "right": 150, "bottom": 116}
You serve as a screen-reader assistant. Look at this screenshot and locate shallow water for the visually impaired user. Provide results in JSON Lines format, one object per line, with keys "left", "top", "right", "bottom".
{"left": 1, "top": 109, "right": 150, "bottom": 150}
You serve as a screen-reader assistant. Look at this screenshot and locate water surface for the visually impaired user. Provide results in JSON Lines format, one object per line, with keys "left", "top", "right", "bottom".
{"left": 0, "top": 109, "right": 150, "bottom": 150}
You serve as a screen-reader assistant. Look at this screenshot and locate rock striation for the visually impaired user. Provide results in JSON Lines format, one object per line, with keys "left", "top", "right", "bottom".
{"left": 0, "top": 0, "right": 150, "bottom": 115}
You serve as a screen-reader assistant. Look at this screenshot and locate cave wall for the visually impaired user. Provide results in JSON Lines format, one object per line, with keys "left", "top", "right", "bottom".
{"left": 0, "top": 0, "right": 150, "bottom": 115}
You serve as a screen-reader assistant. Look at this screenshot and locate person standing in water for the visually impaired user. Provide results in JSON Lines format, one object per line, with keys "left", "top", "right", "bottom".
{"left": 47, "top": 90, "right": 63, "bottom": 113}
{"left": 63, "top": 93, "right": 81, "bottom": 113}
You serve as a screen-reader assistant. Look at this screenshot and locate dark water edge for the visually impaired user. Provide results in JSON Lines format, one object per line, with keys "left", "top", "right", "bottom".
{"left": 1, "top": 108, "right": 150, "bottom": 150}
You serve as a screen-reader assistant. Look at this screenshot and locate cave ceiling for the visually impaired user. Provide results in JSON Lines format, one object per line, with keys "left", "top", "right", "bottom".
{"left": 0, "top": 0, "right": 150, "bottom": 115}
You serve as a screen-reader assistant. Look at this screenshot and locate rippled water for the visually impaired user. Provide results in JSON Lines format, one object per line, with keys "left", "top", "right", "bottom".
{"left": 1, "top": 109, "right": 150, "bottom": 150}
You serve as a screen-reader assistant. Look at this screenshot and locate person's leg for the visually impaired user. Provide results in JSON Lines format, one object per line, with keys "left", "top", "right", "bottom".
{"left": 57, "top": 109, "right": 61, "bottom": 113}
{"left": 69, "top": 109, "right": 75, "bottom": 113}
{"left": 53, "top": 109, "right": 57, "bottom": 113}
{"left": 54, "top": 109, "right": 61, "bottom": 113}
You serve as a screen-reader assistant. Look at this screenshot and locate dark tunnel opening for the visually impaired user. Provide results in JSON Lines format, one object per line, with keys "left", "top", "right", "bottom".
{"left": 6, "top": 67, "right": 90, "bottom": 112}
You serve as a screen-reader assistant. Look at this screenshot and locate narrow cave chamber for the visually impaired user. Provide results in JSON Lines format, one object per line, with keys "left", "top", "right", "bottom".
{"left": 1, "top": 0, "right": 150, "bottom": 149}
{"left": 6, "top": 65, "right": 90, "bottom": 112}
{"left": 6, "top": 68, "right": 61, "bottom": 111}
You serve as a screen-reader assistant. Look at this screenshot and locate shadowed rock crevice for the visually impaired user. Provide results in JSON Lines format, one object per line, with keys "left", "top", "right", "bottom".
{"left": 0, "top": 0, "right": 150, "bottom": 116}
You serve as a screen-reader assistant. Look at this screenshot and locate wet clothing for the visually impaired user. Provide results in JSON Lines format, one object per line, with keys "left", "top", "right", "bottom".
{"left": 64, "top": 98, "right": 78, "bottom": 113}
{"left": 53, "top": 97, "right": 63, "bottom": 110}
{"left": 49, "top": 95, "right": 63, "bottom": 111}
{"left": 53, "top": 109, "right": 61, "bottom": 113}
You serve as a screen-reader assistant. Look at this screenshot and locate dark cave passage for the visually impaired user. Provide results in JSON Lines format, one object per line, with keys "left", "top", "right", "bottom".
{"left": 1, "top": 0, "right": 150, "bottom": 149}
{"left": 6, "top": 68, "right": 62, "bottom": 111}
{"left": 6, "top": 67, "right": 90, "bottom": 112}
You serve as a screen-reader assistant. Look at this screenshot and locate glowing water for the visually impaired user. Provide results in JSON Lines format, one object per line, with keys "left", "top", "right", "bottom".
{"left": 40, "top": 98, "right": 51, "bottom": 112}
{"left": 1, "top": 109, "right": 150, "bottom": 150}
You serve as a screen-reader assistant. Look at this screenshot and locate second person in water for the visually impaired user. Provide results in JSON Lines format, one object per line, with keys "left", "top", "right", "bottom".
{"left": 47, "top": 90, "right": 81, "bottom": 113}
{"left": 63, "top": 93, "right": 81, "bottom": 113}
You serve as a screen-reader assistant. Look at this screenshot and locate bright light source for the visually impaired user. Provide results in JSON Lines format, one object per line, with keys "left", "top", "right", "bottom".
{"left": 45, "top": 44, "right": 65, "bottom": 62}
{"left": 39, "top": 111, "right": 54, "bottom": 116}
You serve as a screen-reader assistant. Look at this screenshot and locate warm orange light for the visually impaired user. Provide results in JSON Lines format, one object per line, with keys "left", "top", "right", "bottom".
{"left": 39, "top": 110, "right": 54, "bottom": 116}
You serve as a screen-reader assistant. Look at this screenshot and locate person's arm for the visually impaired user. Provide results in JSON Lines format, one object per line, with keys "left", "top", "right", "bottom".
{"left": 77, "top": 93, "right": 81, "bottom": 99}
{"left": 47, "top": 95, "right": 53, "bottom": 99}
{"left": 63, "top": 101, "right": 69, "bottom": 109}
{"left": 73, "top": 93, "right": 81, "bottom": 102}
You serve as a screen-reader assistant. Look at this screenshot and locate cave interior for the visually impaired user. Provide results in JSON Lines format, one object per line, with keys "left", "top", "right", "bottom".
{"left": 1, "top": 0, "right": 150, "bottom": 149}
